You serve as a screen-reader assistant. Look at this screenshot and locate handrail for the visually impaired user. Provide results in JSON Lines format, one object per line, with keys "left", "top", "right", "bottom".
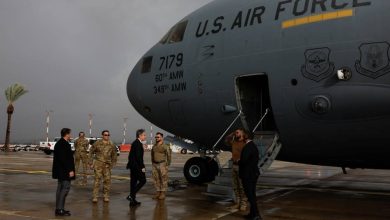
{"left": 212, "top": 110, "right": 243, "bottom": 151}
{"left": 252, "top": 108, "right": 270, "bottom": 133}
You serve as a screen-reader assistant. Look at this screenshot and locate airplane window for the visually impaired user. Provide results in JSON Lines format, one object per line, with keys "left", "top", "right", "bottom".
{"left": 159, "top": 30, "right": 171, "bottom": 44}
{"left": 141, "top": 56, "right": 153, "bottom": 73}
{"left": 159, "top": 20, "right": 188, "bottom": 44}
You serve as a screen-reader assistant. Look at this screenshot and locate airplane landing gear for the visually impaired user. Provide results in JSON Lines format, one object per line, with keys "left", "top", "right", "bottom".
{"left": 184, "top": 156, "right": 219, "bottom": 184}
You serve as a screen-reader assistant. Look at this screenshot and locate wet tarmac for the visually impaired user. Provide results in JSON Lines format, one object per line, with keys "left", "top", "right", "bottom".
{"left": 1, "top": 151, "right": 390, "bottom": 220}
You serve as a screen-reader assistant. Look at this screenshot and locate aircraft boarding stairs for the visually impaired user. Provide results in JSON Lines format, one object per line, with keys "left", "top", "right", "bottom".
{"left": 164, "top": 135, "right": 200, "bottom": 153}
{"left": 205, "top": 132, "right": 282, "bottom": 198}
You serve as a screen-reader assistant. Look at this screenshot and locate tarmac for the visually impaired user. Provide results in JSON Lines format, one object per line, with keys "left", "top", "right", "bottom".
{"left": 1, "top": 151, "right": 390, "bottom": 220}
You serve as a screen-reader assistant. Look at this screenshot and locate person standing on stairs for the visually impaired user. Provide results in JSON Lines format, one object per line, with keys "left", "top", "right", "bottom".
{"left": 225, "top": 128, "right": 248, "bottom": 212}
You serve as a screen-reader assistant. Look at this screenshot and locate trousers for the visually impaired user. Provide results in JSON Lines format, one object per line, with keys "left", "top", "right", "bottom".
{"left": 75, "top": 152, "right": 88, "bottom": 183}
{"left": 93, "top": 163, "right": 112, "bottom": 199}
{"left": 152, "top": 162, "right": 169, "bottom": 192}
{"left": 232, "top": 164, "right": 248, "bottom": 208}
{"left": 130, "top": 167, "right": 146, "bottom": 199}
{"left": 56, "top": 180, "right": 71, "bottom": 210}
{"left": 242, "top": 176, "right": 260, "bottom": 217}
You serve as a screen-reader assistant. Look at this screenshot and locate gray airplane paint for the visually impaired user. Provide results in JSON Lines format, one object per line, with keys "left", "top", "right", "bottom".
{"left": 127, "top": 0, "right": 390, "bottom": 169}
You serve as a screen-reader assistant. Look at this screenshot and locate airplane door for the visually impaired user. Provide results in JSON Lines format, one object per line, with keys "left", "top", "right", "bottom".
{"left": 235, "top": 74, "right": 276, "bottom": 132}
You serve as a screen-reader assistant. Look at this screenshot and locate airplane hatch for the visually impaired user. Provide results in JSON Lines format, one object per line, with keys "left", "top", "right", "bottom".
{"left": 235, "top": 74, "right": 276, "bottom": 132}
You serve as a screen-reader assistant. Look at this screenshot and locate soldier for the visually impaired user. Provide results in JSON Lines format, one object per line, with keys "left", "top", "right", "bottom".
{"left": 74, "top": 131, "right": 89, "bottom": 185}
{"left": 151, "top": 132, "right": 171, "bottom": 200}
{"left": 89, "top": 130, "right": 117, "bottom": 203}
{"left": 225, "top": 128, "right": 248, "bottom": 212}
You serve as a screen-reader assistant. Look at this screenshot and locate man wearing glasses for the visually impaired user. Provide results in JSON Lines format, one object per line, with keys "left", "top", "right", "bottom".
{"left": 89, "top": 130, "right": 117, "bottom": 203}
{"left": 151, "top": 132, "right": 172, "bottom": 200}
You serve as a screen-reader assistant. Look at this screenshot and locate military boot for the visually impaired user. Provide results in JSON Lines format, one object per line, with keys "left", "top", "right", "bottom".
{"left": 230, "top": 203, "right": 240, "bottom": 209}
{"left": 158, "top": 192, "right": 166, "bottom": 200}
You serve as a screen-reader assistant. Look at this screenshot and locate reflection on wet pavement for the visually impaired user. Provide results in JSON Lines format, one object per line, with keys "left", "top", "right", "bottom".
{"left": 1, "top": 152, "right": 390, "bottom": 220}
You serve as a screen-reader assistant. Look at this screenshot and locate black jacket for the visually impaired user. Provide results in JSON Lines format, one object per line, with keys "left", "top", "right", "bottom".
{"left": 52, "top": 138, "right": 75, "bottom": 181}
{"left": 126, "top": 139, "right": 145, "bottom": 170}
{"left": 239, "top": 141, "right": 260, "bottom": 180}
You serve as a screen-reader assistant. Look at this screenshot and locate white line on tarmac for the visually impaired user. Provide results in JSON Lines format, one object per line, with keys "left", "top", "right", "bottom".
{"left": 0, "top": 210, "right": 46, "bottom": 219}
{"left": 212, "top": 208, "right": 237, "bottom": 220}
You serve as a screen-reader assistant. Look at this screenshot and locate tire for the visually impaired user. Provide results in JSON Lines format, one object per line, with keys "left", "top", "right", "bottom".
{"left": 205, "top": 157, "right": 219, "bottom": 182}
{"left": 180, "top": 148, "right": 188, "bottom": 154}
{"left": 43, "top": 148, "right": 52, "bottom": 155}
{"left": 184, "top": 157, "right": 208, "bottom": 184}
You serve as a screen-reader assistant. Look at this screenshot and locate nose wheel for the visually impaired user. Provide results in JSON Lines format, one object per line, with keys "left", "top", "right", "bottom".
{"left": 184, "top": 157, "right": 219, "bottom": 184}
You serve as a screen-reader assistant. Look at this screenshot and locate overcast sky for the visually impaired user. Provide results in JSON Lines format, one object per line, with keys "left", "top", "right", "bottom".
{"left": 0, "top": 0, "right": 212, "bottom": 144}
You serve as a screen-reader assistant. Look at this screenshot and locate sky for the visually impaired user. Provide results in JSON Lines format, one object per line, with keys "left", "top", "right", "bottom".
{"left": 0, "top": 0, "right": 212, "bottom": 144}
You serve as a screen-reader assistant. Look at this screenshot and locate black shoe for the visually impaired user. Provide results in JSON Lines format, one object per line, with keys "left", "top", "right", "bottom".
{"left": 133, "top": 199, "right": 141, "bottom": 205}
{"left": 55, "top": 209, "right": 71, "bottom": 216}
{"left": 251, "top": 216, "right": 262, "bottom": 220}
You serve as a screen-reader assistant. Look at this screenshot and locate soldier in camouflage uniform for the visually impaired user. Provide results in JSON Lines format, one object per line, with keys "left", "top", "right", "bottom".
{"left": 74, "top": 132, "right": 89, "bottom": 185}
{"left": 225, "top": 129, "right": 248, "bottom": 211}
{"left": 151, "top": 132, "right": 171, "bottom": 200}
{"left": 89, "top": 130, "right": 117, "bottom": 203}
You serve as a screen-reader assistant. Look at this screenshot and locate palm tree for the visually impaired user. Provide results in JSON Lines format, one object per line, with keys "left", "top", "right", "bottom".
{"left": 4, "top": 83, "right": 28, "bottom": 152}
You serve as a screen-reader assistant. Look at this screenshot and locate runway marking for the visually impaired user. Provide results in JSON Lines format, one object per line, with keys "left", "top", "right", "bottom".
{"left": 0, "top": 210, "right": 45, "bottom": 219}
{"left": 212, "top": 208, "right": 237, "bottom": 220}
{"left": 256, "top": 184, "right": 390, "bottom": 197}
{"left": 0, "top": 168, "right": 155, "bottom": 181}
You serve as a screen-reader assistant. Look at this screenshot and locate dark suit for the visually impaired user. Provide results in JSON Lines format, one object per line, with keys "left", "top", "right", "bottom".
{"left": 127, "top": 139, "right": 146, "bottom": 199}
{"left": 239, "top": 140, "right": 260, "bottom": 218}
{"left": 52, "top": 138, "right": 75, "bottom": 210}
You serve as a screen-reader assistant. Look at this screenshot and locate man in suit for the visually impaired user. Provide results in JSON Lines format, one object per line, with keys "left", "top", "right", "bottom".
{"left": 239, "top": 130, "right": 261, "bottom": 220}
{"left": 126, "top": 129, "right": 147, "bottom": 206}
{"left": 52, "top": 128, "right": 75, "bottom": 217}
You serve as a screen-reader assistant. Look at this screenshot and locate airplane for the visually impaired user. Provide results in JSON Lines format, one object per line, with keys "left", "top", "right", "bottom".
{"left": 126, "top": 0, "right": 390, "bottom": 184}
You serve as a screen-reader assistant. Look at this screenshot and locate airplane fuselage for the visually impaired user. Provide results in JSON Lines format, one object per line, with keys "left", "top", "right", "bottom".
{"left": 128, "top": 0, "right": 390, "bottom": 169}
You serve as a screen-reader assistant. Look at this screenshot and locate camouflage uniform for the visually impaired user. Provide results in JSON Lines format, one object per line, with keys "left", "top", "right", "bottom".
{"left": 89, "top": 139, "right": 117, "bottom": 200}
{"left": 151, "top": 143, "right": 171, "bottom": 193}
{"left": 74, "top": 137, "right": 89, "bottom": 184}
{"left": 226, "top": 132, "right": 248, "bottom": 211}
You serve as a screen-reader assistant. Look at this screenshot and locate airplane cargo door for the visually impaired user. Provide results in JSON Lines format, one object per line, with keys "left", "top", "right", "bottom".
{"left": 235, "top": 74, "right": 276, "bottom": 132}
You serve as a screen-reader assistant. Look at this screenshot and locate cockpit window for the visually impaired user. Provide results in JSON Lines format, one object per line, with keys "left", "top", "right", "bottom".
{"left": 159, "top": 20, "right": 188, "bottom": 44}
{"left": 141, "top": 56, "right": 153, "bottom": 73}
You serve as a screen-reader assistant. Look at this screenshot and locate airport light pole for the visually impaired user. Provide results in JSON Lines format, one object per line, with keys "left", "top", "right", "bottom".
{"left": 88, "top": 113, "right": 94, "bottom": 137}
{"left": 123, "top": 117, "right": 128, "bottom": 145}
{"left": 45, "top": 110, "right": 53, "bottom": 143}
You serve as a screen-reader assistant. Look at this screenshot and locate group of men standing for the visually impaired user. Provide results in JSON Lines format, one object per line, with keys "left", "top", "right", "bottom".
{"left": 51, "top": 128, "right": 172, "bottom": 216}
{"left": 126, "top": 129, "right": 172, "bottom": 206}
{"left": 51, "top": 127, "right": 260, "bottom": 219}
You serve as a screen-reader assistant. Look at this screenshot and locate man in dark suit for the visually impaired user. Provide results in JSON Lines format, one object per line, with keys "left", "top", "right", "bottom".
{"left": 52, "top": 128, "right": 75, "bottom": 216}
{"left": 239, "top": 130, "right": 261, "bottom": 220}
{"left": 126, "top": 129, "right": 147, "bottom": 206}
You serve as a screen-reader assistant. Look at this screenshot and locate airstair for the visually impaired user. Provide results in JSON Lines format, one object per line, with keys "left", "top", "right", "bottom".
{"left": 205, "top": 133, "right": 281, "bottom": 198}
{"left": 205, "top": 109, "right": 282, "bottom": 198}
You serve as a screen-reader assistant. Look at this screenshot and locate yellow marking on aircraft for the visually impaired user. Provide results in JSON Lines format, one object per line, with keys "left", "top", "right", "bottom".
{"left": 282, "top": 9, "right": 354, "bottom": 29}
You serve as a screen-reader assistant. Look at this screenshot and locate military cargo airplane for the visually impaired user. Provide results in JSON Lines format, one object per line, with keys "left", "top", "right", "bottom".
{"left": 127, "top": 0, "right": 389, "bottom": 183}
